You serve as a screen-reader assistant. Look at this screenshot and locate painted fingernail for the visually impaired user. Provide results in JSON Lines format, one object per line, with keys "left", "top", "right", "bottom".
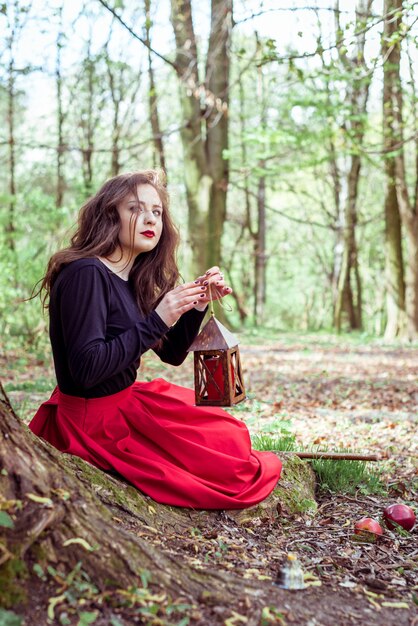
{"left": 194, "top": 280, "right": 200, "bottom": 284}
{"left": 199, "top": 293, "right": 205, "bottom": 298}
{"left": 203, "top": 280, "right": 209, "bottom": 286}
{"left": 200, "top": 286, "right": 206, "bottom": 290}
{"left": 193, "top": 301, "right": 198, "bottom": 305}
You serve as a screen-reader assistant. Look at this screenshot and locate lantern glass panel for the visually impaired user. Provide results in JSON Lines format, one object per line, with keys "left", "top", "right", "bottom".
{"left": 194, "top": 347, "right": 245, "bottom": 407}
{"left": 231, "top": 349, "right": 245, "bottom": 396}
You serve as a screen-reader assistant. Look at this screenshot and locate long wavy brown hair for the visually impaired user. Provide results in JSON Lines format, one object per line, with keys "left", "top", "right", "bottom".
{"left": 39, "top": 170, "right": 180, "bottom": 314}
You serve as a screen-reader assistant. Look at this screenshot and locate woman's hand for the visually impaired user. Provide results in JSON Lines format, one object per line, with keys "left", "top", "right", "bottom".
{"left": 155, "top": 281, "right": 208, "bottom": 327}
{"left": 193, "top": 266, "right": 232, "bottom": 311}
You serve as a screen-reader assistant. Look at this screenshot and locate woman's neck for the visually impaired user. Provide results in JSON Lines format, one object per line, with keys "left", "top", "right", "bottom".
{"left": 97, "top": 251, "right": 134, "bottom": 281}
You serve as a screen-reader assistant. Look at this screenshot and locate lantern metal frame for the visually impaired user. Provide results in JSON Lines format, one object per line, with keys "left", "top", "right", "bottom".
{"left": 189, "top": 315, "right": 246, "bottom": 407}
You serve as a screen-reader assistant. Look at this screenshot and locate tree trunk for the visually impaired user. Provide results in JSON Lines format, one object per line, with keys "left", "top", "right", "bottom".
{"left": 56, "top": 10, "right": 65, "bottom": 208}
{"left": 0, "top": 383, "right": 316, "bottom": 622}
{"left": 383, "top": 176, "right": 405, "bottom": 339}
{"left": 382, "top": 0, "right": 406, "bottom": 338}
{"left": 205, "top": 0, "right": 232, "bottom": 269}
{"left": 254, "top": 173, "right": 266, "bottom": 322}
{"left": 170, "top": 0, "right": 232, "bottom": 275}
{"left": 395, "top": 15, "right": 418, "bottom": 338}
{"left": 6, "top": 23, "right": 17, "bottom": 251}
{"left": 384, "top": 0, "right": 418, "bottom": 338}
{"left": 170, "top": 0, "right": 208, "bottom": 273}
{"left": 333, "top": 0, "right": 372, "bottom": 332}
{"left": 253, "top": 56, "right": 267, "bottom": 323}
{"left": 145, "top": 0, "right": 166, "bottom": 174}
{"left": 108, "top": 67, "right": 121, "bottom": 177}
{"left": 333, "top": 156, "right": 363, "bottom": 331}
{"left": 83, "top": 51, "right": 94, "bottom": 195}
{"left": 401, "top": 213, "right": 418, "bottom": 335}
{"left": 107, "top": 62, "right": 122, "bottom": 177}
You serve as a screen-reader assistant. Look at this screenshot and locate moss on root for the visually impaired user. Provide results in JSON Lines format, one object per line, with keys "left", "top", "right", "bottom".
{"left": 225, "top": 454, "right": 317, "bottom": 525}
{"left": 65, "top": 451, "right": 317, "bottom": 530}
{"left": 274, "top": 453, "right": 317, "bottom": 515}
{"left": 65, "top": 455, "right": 205, "bottom": 532}
{"left": 66, "top": 456, "right": 150, "bottom": 515}
{"left": 0, "top": 556, "right": 28, "bottom": 608}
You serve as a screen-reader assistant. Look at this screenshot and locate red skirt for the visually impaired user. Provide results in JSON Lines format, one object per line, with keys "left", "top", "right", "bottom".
{"left": 29, "top": 379, "right": 282, "bottom": 509}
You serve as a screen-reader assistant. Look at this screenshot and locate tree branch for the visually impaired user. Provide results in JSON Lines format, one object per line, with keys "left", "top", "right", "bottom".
{"left": 96, "top": 0, "right": 178, "bottom": 71}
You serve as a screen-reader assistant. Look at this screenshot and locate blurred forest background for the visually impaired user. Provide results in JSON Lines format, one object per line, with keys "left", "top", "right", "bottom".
{"left": 1, "top": 0, "right": 418, "bottom": 353}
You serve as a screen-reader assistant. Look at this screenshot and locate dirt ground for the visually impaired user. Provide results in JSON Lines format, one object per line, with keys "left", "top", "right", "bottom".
{"left": 2, "top": 334, "right": 417, "bottom": 625}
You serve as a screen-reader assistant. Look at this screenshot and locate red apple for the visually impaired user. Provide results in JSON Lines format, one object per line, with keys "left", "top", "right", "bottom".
{"left": 354, "top": 517, "right": 383, "bottom": 537}
{"left": 383, "top": 504, "right": 416, "bottom": 531}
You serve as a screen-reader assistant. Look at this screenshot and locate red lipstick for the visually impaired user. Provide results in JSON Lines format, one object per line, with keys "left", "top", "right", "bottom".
{"left": 141, "top": 231, "right": 155, "bottom": 238}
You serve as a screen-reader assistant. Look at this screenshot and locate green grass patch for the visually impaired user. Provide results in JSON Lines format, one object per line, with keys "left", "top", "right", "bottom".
{"left": 251, "top": 433, "right": 385, "bottom": 495}
{"left": 252, "top": 432, "right": 297, "bottom": 452}
{"left": 4, "top": 377, "right": 55, "bottom": 393}
{"left": 310, "top": 454, "right": 385, "bottom": 495}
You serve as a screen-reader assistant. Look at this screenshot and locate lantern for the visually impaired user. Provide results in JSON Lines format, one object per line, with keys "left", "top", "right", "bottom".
{"left": 188, "top": 314, "right": 245, "bottom": 406}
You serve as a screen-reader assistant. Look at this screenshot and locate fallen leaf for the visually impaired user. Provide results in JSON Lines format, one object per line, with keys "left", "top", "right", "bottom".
{"left": 26, "top": 493, "right": 53, "bottom": 507}
{"left": 364, "top": 589, "right": 384, "bottom": 599}
{"left": 47, "top": 594, "right": 66, "bottom": 620}
{"left": 0, "top": 511, "right": 14, "bottom": 528}
{"left": 224, "top": 611, "right": 248, "bottom": 625}
{"left": 62, "top": 537, "right": 97, "bottom": 551}
{"left": 366, "top": 597, "right": 381, "bottom": 610}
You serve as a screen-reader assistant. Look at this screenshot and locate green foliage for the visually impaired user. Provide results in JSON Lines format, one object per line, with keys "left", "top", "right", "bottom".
{"left": 0, "top": 186, "right": 71, "bottom": 351}
{"left": 0, "top": 557, "right": 28, "bottom": 608}
{"left": 225, "top": 14, "right": 406, "bottom": 332}
{"left": 0, "top": 511, "right": 14, "bottom": 528}
{"left": 77, "top": 612, "right": 99, "bottom": 626}
{"left": 0, "top": 609, "right": 24, "bottom": 626}
{"left": 1, "top": 3, "right": 417, "bottom": 343}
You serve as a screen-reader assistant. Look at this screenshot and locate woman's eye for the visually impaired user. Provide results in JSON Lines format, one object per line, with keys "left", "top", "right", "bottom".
{"left": 153, "top": 210, "right": 162, "bottom": 217}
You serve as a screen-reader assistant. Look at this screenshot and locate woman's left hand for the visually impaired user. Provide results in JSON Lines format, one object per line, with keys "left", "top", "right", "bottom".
{"left": 193, "top": 266, "right": 232, "bottom": 310}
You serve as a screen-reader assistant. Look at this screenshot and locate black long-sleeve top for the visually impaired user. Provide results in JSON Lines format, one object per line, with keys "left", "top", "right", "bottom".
{"left": 49, "top": 258, "right": 206, "bottom": 398}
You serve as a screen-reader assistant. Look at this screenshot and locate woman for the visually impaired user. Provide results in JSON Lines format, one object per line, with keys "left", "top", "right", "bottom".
{"left": 30, "top": 170, "right": 282, "bottom": 509}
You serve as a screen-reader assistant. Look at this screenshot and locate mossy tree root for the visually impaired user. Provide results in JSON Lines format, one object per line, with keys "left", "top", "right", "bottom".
{"left": 0, "top": 383, "right": 316, "bottom": 616}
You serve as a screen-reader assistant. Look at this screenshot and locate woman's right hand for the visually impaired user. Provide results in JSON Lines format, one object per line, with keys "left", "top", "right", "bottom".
{"left": 155, "top": 281, "right": 207, "bottom": 327}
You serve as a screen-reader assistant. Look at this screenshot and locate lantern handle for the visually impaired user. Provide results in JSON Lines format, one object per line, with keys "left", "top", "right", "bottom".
{"left": 209, "top": 284, "right": 215, "bottom": 316}
{"left": 208, "top": 284, "right": 233, "bottom": 316}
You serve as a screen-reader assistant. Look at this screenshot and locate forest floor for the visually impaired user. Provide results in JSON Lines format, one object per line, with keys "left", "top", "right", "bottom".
{"left": 2, "top": 331, "right": 418, "bottom": 626}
